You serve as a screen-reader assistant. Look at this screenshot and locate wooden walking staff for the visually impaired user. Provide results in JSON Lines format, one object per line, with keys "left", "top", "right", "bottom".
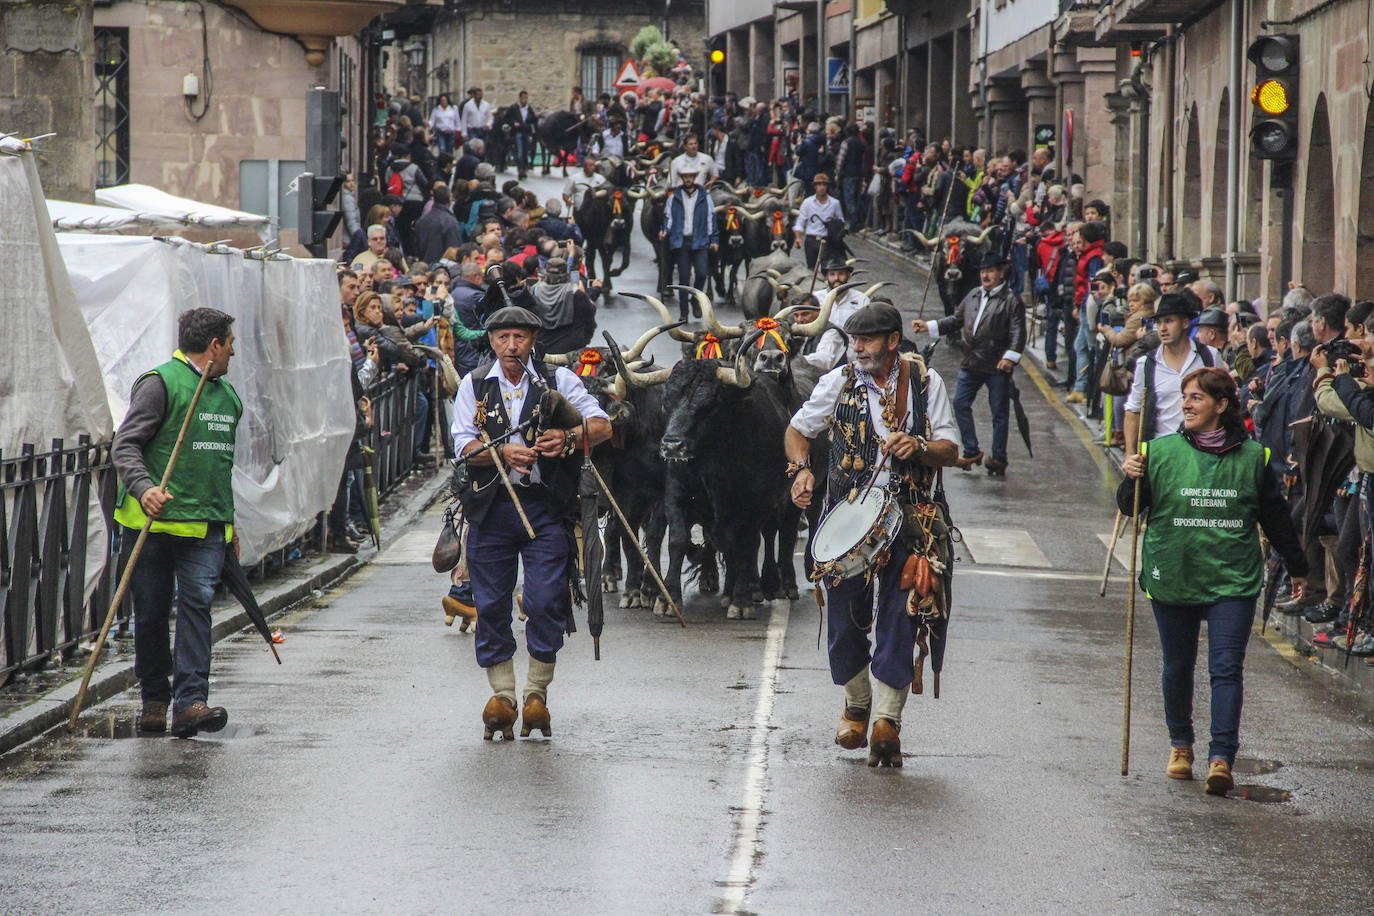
{"left": 1099, "top": 510, "right": 1127, "bottom": 597}
{"left": 1122, "top": 448, "right": 1144, "bottom": 776}
{"left": 69, "top": 360, "right": 213, "bottom": 729}
{"left": 585, "top": 460, "right": 686, "bottom": 629}
{"left": 478, "top": 428, "right": 536, "bottom": 539}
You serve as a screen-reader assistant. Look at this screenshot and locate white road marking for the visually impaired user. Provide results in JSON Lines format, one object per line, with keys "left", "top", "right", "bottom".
{"left": 959, "top": 528, "right": 1051, "bottom": 568}
{"left": 373, "top": 530, "right": 444, "bottom": 567}
{"left": 715, "top": 600, "right": 790, "bottom": 914}
{"left": 958, "top": 567, "right": 1102, "bottom": 583}
{"left": 1097, "top": 530, "right": 1141, "bottom": 571}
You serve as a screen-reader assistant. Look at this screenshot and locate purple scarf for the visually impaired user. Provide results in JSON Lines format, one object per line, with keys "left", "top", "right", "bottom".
{"left": 1192, "top": 426, "right": 1229, "bottom": 453}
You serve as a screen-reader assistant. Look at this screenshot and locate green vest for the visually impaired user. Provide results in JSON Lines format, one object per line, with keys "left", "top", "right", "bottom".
{"left": 114, "top": 354, "right": 242, "bottom": 527}
{"left": 1138, "top": 433, "right": 1267, "bottom": 604}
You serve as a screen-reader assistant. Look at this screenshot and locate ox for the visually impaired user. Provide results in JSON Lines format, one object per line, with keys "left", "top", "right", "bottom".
{"left": 906, "top": 219, "right": 996, "bottom": 316}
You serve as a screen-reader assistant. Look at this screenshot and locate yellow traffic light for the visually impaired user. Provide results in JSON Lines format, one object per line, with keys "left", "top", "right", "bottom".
{"left": 1251, "top": 79, "right": 1290, "bottom": 115}
{"left": 710, "top": 49, "right": 725, "bottom": 65}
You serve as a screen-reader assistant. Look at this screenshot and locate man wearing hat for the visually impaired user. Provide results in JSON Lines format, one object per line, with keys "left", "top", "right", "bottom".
{"left": 801, "top": 254, "right": 871, "bottom": 370}
{"left": 1194, "top": 307, "right": 1229, "bottom": 351}
{"left": 786, "top": 302, "right": 961, "bottom": 766}
{"left": 1123, "top": 290, "right": 1219, "bottom": 455}
{"left": 913, "top": 250, "right": 1025, "bottom": 475}
{"left": 451, "top": 306, "right": 612, "bottom": 741}
{"left": 792, "top": 174, "right": 845, "bottom": 269}
{"left": 668, "top": 133, "right": 717, "bottom": 188}
{"left": 659, "top": 165, "right": 719, "bottom": 320}
{"left": 599, "top": 115, "right": 629, "bottom": 160}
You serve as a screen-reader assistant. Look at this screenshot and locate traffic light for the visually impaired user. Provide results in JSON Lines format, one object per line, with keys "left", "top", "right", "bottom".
{"left": 1247, "top": 34, "right": 1299, "bottom": 161}
{"left": 296, "top": 172, "right": 343, "bottom": 254}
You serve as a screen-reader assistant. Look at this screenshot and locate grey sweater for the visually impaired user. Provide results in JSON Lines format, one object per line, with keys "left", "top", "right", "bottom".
{"left": 111, "top": 374, "right": 168, "bottom": 501}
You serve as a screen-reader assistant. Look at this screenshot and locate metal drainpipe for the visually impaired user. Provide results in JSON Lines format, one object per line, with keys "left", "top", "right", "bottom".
{"left": 1159, "top": 25, "right": 1175, "bottom": 262}
{"left": 1224, "top": 0, "right": 1242, "bottom": 301}
{"left": 817, "top": 0, "right": 826, "bottom": 116}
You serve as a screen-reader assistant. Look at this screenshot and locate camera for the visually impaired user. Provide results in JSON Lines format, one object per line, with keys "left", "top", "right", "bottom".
{"left": 1137, "top": 266, "right": 1157, "bottom": 281}
{"left": 1322, "top": 338, "right": 1367, "bottom": 378}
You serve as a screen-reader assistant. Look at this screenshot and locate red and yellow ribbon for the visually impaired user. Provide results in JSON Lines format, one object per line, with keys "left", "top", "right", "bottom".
{"left": 612, "top": 189, "right": 624, "bottom": 215}
{"left": 695, "top": 333, "right": 723, "bottom": 359}
{"left": 753, "top": 316, "right": 789, "bottom": 354}
{"left": 770, "top": 210, "right": 785, "bottom": 236}
{"left": 576, "top": 349, "right": 603, "bottom": 376}
{"left": 724, "top": 208, "right": 740, "bottom": 232}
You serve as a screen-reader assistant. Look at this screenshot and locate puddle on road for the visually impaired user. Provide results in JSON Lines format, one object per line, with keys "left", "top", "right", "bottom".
{"left": 73, "top": 714, "right": 264, "bottom": 741}
{"left": 1229, "top": 785, "right": 1292, "bottom": 804}
{"left": 1232, "top": 757, "right": 1283, "bottom": 776}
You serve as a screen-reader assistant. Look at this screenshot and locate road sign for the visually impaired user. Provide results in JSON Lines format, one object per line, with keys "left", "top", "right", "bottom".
{"left": 613, "top": 58, "right": 642, "bottom": 90}
{"left": 826, "top": 57, "right": 849, "bottom": 94}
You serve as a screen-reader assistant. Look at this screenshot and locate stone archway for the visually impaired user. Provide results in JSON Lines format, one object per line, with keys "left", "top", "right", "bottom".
{"left": 1357, "top": 95, "right": 1374, "bottom": 298}
{"left": 1302, "top": 93, "right": 1336, "bottom": 293}
{"left": 1210, "top": 89, "right": 1229, "bottom": 257}
{"left": 1178, "top": 103, "right": 1202, "bottom": 259}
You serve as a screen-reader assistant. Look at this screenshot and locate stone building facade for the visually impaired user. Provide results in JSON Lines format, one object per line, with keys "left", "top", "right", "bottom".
{"left": 430, "top": 0, "right": 706, "bottom": 110}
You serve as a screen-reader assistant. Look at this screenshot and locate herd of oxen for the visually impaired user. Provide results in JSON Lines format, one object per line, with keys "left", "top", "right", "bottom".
{"left": 523, "top": 146, "right": 997, "bottom": 618}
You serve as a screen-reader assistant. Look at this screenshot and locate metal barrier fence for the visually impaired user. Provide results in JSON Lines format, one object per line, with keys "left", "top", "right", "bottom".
{"left": 0, "top": 372, "right": 429, "bottom": 686}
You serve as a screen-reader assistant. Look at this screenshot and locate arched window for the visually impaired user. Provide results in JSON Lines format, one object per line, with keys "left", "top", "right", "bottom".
{"left": 580, "top": 44, "right": 625, "bottom": 100}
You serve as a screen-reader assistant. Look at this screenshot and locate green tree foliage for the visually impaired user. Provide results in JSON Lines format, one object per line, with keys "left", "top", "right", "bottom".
{"left": 643, "top": 41, "right": 678, "bottom": 77}
{"left": 630, "top": 26, "right": 662, "bottom": 62}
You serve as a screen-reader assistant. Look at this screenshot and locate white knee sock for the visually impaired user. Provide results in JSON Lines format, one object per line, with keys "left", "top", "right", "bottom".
{"left": 844, "top": 666, "right": 872, "bottom": 711}
{"left": 486, "top": 659, "right": 516, "bottom": 703}
{"left": 525, "top": 658, "right": 556, "bottom": 702}
{"left": 874, "top": 681, "right": 908, "bottom": 727}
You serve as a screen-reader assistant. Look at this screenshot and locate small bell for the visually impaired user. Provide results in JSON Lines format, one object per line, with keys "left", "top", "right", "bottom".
{"left": 853, "top": 456, "right": 866, "bottom": 472}
{"left": 841, "top": 454, "right": 853, "bottom": 470}
{"left": 848, "top": 488, "right": 859, "bottom": 503}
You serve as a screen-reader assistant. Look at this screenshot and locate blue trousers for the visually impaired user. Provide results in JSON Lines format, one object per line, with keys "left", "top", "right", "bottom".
{"left": 1150, "top": 596, "right": 1256, "bottom": 764}
{"left": 953, "top": 367, "right": 1011, "bottom": 463}
{"left": 434, "top": 130, "right": 456, "bottom": 156}
{"left": 1008, "top": 243, "right": 1027, "bottom": 297}
{"left": 514, "top": 133, "right": 530, "bottom": 172}
{"left": 745, "top": 151, "right": 767, "bottom": 186}
{"left": 825, "top": 540, "right": 920, "bottom": 689}
{"left": 1073, "top": 316, "right": 1094, "bottom": 393}
{"left": 671, "top": 246, "right": 710, "bottom": 318}
{"left": 467, "top": 495, "right": 570, "bottom": 668}
{"left": 130, "top": 524, "right": 226, "bottom": 712}
{"left": 1044, "top": 306, "right": 1062, "bottom": 364}
{"left": 414, "top": 387, "right": 431, "bottom": 459}
{"left": 841, "top": 176, "right": 863, "bottom": 227}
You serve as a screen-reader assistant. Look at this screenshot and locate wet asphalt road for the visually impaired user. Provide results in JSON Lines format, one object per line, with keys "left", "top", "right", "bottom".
{"left": 4, "top": 174, "right": 1374, "bottom": 914}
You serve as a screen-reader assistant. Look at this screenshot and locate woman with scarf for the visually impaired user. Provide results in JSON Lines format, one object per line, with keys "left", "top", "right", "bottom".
{"left": 1119, "top": 367, "right": 1307, "bottom": 795}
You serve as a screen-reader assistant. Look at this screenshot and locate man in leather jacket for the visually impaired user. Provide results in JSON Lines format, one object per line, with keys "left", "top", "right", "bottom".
{"left": 913, "top": 250, "right": 1026, "bottom": 475}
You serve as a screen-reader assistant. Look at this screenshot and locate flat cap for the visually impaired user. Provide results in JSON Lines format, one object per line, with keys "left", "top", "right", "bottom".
{"left": 1196, "top": 306, "right": 1229, "bottom": 329}
{"left": 485, "top": 305, "right": 542, "bottom": 331}
{"left": 845, "top": 303, "right": 903, "bottom": 337}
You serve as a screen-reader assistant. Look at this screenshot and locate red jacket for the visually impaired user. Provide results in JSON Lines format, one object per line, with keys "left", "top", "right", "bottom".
{"left": 1074, "top": 240, "right": 1104, "bottom": 309}
{"left": 1035, "top": 229, "right": 1064, "bottom": 279}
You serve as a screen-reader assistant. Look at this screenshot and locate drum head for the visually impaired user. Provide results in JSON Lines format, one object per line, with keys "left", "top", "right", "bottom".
{"left": 811, "top": 489, "right": 887, "bottom": 564}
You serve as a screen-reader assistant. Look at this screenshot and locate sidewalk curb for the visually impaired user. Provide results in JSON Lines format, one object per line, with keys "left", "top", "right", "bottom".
{"left": 0, "top": 471, "right": 447, "bottom": 756}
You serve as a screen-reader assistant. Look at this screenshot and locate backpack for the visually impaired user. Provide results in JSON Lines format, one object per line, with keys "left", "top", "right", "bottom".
{"left": 386, "top": 169, "right": 404, "bottom": 197}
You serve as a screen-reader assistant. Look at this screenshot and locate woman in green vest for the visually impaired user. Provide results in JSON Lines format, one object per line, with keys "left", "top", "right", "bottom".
{"left": 1120, "top": 366, "right": 1307, "bottom": 795}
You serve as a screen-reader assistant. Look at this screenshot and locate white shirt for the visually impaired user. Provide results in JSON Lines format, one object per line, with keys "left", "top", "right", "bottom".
{"left": 669, "top": 151, "right": 717, "bottom": 188}
{"left": 803, "top": 289, "right": 871, "bottom": 371}
{"left": 600, "top": 130, "right": 627, "bottom": 158}
{"left": 790, "top": 361, "right": 961, "bottom": 491}
{"left": 676, "top": 186, "right": 702, "bottom": 238}
{"left": 792, "top": 195, "right": 844, "bottom": 237}
{"left": 562, "top": 171, "right": 607, "bottom": 210}
{"left": 1124, "top": 342, "right": 1223, "bottom": 441}
{"left": 713, "top": 136, "right": 729, "bottom": 171}
{"left": 927, "top": 283, "right": 1022, "bottom": 363}
{"left": 461, "top": 98, "right": 493, "bottom": 131}
{"left": 451, "top": 359, "right": 609, "bottom": 486}
{"left": 429, "top": 104, "right": 460, "bottom": 133}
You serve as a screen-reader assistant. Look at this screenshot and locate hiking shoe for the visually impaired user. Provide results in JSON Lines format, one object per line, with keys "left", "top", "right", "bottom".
{"left": 137, "top": 701, "right": 168, "bottom": 733}
{"left": 1166, "top": 746, "right": 1194, "bottom": 780}
{"left": 1303, "top": 602, "right": 1340, "bottom": 624}
{"left": 170, "top": 702, "right": 228, "bottom": 739}
{"left": 1205, "top": 759, "right": 1234, "bottom": 796}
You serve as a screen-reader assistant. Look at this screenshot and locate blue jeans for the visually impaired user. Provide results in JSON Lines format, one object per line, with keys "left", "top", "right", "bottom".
{"left": 1008, "top": 243, "right": 1027, "bottom": 297}
{"left": 514, "top": 133, "right": 530, "bottom": 172}
{"left": 953, "top": 367, "right": 1011, "bottom": 462}
{"left": 671, "top": 246, "right": 710, "bottom": 318}
{"left": 745, "top": 151, "right": 767, "bottom": 186}
{"left": 414, "top": 386, "right": 431, "bottom": 458}
{"left": 1073, "top": 314, "right": 1094, "bottom": 393}
{"left": 1044, "top": 304, "right": 1062, "bottom": 364}
{"left": 434, "top": 129, "right": 456, "bottom": 156}
{"left": 1150, "top": 596, "right": 1256, "bottom": 764}
{"left": 130, "top": 525, "right": 226, "bottom": 712}
{"left": 467, "top": 495, "right": 570, "bottom": 668}
{"left": 825, "top": 540, "right": 921, "bottom": 689}
{"left": 841, "top": 176, "right": 863, "bottom": 228}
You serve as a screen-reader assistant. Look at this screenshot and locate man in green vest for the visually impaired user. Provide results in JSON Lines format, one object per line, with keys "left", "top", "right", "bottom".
{"left": 112, "top": 308, "right": 242, "bottom": 738}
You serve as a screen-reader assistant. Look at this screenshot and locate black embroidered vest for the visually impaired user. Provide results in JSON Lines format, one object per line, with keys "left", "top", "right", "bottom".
{"left": 459, "top": 359, "right": 579, "bottom": 526}
{"left": 826, "top": 359, "right": 931, "bottom": 507}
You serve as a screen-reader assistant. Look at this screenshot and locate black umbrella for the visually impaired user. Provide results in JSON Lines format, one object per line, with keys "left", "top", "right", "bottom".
{"left": 1008, "top": 378, "right": 1033, "bottom": 457}
{"left": 220, "top": 550, "right": 282, "bottom": 663}
{"left": 925, "top": 477, "right": 955, "bottom": 698}
{"left": 578, "top": 438, "right": 606, "bottom": 660}
{"left": 1259, "top": 551, "right": 1285, "bottom": 635}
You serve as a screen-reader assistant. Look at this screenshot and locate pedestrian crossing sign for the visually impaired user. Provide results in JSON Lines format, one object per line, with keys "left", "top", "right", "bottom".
{"left": 614, "top": 59, "right": 642, "bottom": 90}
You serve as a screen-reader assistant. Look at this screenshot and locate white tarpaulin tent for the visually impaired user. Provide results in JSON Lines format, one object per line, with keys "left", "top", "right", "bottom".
{"left": 0, "top": 138, "right": 114, "bottom": 455}
{"left": 46, "top": 198, "right": 178, "bottom": 233}
{"left": 57, "top": 234, "right": 356, "bottom": 565}
{"left": 94, "top": 183, "right": 271, "bottom": 239}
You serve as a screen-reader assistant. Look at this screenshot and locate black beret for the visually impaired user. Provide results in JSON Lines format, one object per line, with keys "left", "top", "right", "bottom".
{"left": 485, "top": 306, "right": 542, "bottom": 331}
{"left": 845, "top": 303, "right": 902, "bottom": 337}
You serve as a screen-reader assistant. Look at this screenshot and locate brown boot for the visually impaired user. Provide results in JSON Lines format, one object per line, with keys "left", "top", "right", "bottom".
{"left": 521, "top": 694, "right": 552, "bottom": 738}
{"left": 1205, "top": 758, "right": 1234, "bottom": 796}
{"left": 482, "top": 695, "right": 518, "bottom": 741}
{"left": 138, "top": 701, "right": 168, "bottom": 733}
{"left": 834, "top": 706, "right": 870, "bottom": 750}
{"left": 1166, "top": 746, "right": 1194, "bottom": 780}
{"left": 170, "top": 702, "right": 228, "bottom": 739}
{"left": 867, "top": 718, "right": 902, "bottom": 768}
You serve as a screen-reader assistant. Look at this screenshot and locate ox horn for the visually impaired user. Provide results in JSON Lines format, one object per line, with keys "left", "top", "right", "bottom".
{"left": 904, "top": 229, "right": 939, "bottom": 249}
{"left": 603, "top": 330, "right": 673, "bottom": 390}
{"left": 863, "top": 281, "right": 894, "bottom": 298}
{"left": 542, "top": 352, "right": 571, "bottom": 366}
{"left": 764, "top": 277, "right": 792, "bottom": 295}
{"left": 593, "top": 188, "right": 609, "bottom": 198}
{"left": 623, "top": 320, "right": 687, "bottom": 363}
{"left": 791, "top": 281, "right": 865, "bottom": 338}
{"left": 743, "top": 210, "right": 767, "bottom": 221}
{"left": 627, "top": 186, "right": 648, "bottom": 199}
{"left": 714, "top": 330, "right": 758, "bottom": 389}
{"left": 714, "top": 205, "right": 725, "bottom": 213}
{"left": 967, "top": 224, "right": 995, "bottom": 245}
{"left": 667, "top": 285, "right": 744, "bottom": 339}
{"left": 764, "top": 269, "right": 783, "bottom": 279}
{"left": 623, "top": 291, "right": 695, "bottom": 342}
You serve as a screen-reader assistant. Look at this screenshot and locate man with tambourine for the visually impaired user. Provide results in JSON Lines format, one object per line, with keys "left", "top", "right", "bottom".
{"left": 784, "top": 303, "right": 961, "bottom": 767}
